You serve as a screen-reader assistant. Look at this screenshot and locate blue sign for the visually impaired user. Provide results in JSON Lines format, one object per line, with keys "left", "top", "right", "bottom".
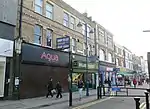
{"left": 56, "top": 36, "right": 70, "bottom": 50}
{"left": 113, "top": 68, "right": 120, "bottom": 72}
{"left": 112, "top": 87, "right": 121, "bottom": 91}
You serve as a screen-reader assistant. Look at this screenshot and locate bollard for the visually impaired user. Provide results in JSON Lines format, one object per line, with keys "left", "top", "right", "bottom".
{"left": 103, "top": 85, "right": 105, "bottom": 96}
{"left": 100, "top": 85, "right": 102, "bottom": 98}
{"left": 144, "top": 91, "right": 149, "bottom": 109}
{"left": 97, "top": 86, "right": 100, "bottom": 99}
{"left": 126, "top": 88, "right": 129, "bottom": 96}
{"left": 69, "top": 89, "right": 72, "bottom": 106}
{"left": 134, "top": 97, "right": 140, "bottom": 109}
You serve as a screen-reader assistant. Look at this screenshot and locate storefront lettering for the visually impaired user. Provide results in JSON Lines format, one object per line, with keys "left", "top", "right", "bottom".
{"left": 40, "top": 52, "right": 59, "bottom": 62}
{"left": 78, "top": 63, "right": 96, "bottom": 69}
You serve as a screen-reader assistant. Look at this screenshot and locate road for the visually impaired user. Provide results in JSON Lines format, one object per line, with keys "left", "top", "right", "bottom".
{"left": 86, "top": 97, "right": 145, "bottom": 109}
{"left": 72, "top": 84, "right": 148, "bottom": 109}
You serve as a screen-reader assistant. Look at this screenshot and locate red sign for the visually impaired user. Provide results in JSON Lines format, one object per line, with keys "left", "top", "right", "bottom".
{"left": 40, "top": 52, "right": 59, "bottom": 62}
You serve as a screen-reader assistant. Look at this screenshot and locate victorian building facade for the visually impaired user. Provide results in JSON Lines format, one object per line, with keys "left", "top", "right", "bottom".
{"left": 14, "top": 0, "right": 98, "bottom": 98}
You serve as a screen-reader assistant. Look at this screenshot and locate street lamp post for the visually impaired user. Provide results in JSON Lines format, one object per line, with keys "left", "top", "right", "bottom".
{"left": 143, "top": 30, "right": 150, "bottom": 88}
{"left": 77, "top": 22, "right": 94, "bottom": 96}
{"left": 13, "top": 0, "right": 23, "bottom": 100}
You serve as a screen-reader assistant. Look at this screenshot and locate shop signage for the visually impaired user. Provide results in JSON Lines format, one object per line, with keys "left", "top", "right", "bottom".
{"left": 22, "top": 43, "right": 69, "bottom": 67}
{"left": 40, "top": 52, "right": 59, "bottom": 62}
{"left": 0, "top": 38, "right": 14, "bottom": 57}
{"left": 106, "top": 67, "right": 114, "bottom": 71}
{"left": 56, "top": 36, "right": 70, "bottom": 50}
{"left": 78, "top": 62, "right": 98, "bottom": 69}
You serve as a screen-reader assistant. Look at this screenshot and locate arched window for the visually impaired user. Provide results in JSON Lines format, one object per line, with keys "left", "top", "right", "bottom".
{"left": 108, "top": 53, "right": 112, "bottom": 63}
{"left": 116, "top": 58, "right": 119, "bottom": 66}
{"left": 99, "top": 49, "right": 105, "bottom": 61}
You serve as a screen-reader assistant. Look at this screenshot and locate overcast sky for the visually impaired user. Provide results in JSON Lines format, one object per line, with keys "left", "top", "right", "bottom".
{"left": 63, "top": 0, "right": 150, "bottom": 59}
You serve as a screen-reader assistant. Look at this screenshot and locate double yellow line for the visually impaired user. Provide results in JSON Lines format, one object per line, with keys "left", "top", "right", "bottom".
{"left": 140, "top": 102, "right": 146, "bottom": 109}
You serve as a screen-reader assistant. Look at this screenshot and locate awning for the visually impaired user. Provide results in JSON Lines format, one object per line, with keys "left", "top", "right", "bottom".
{"left": 117, "top": 72, "right": 133, "bottom": 76}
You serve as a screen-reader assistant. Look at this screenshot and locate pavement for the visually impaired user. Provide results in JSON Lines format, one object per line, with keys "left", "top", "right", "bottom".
{"left": 0, "top": 89, "right": 97, "bottom": 109}
{"left": 0, "top": 84, "right": 149, "bottom": 109}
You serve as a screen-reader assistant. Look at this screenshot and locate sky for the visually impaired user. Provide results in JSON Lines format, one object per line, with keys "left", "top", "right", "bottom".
{"left": 63, "top": 0, "right": 150, "bottom": 59}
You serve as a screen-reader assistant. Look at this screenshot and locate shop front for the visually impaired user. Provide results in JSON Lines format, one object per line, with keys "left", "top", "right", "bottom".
{"left": 20, "top": 43, "right": 69, "bottom": 99}
{"left": 99, "top": 61, "right": 116, "bottom": 86}
{"left": 0, "top": 38, "right": 13, "bottom": 98}
{"left": 72, "top": 54, "right": 98, "bottom": 91}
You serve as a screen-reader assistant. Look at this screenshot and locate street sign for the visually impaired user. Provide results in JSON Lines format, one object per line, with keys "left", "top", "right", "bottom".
{"left": 113, "top": 68, "right": 120, "bottom": 72}
{"left": 56, "top": 36, "right": 70, "bottom": 50}
{"left": 112, "top": 87, "right": 121, "bottom": 91}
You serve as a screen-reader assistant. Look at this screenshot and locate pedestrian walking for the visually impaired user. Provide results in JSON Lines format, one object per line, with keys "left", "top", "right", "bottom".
{"left": 78, "top": 80, "right": 84, "bottom": 101}
{"left": 56, "top": 81, "right": 62, "bottom": 98}
{"left": 46, "top": 77, "right": 53, "bottom": 98}
{"left": 133, "top": 78, "right": 137, "bottom": 88}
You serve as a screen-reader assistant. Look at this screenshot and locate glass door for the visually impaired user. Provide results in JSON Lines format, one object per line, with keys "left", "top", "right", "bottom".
{"left": 0, "top": 57, "right": 6, "bottom": 97}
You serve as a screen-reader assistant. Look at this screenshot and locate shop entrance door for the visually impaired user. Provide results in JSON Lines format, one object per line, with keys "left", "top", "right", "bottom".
{"left": 0, "top": 57, "right": 6, "bottom": 97}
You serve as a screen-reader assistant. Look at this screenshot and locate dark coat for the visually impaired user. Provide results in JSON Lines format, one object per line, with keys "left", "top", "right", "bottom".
{"left": 47, "top": 80, "right": 53, "bottom": 90}
{"left": 56, "top": 83, "right": 62, "bottom": 92}
{"left": 78, "top": 81, "right": 84, "bottom": 88}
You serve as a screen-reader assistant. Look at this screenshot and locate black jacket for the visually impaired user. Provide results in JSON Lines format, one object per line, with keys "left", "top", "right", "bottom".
{"left": 78, "top": 81, "right": 83, "bottom": 88}
{"left": 56, "top": 83, "right": 62, "bottom": 92}
{"left": 47, "top": 81, "right": 53, "bottom": 90}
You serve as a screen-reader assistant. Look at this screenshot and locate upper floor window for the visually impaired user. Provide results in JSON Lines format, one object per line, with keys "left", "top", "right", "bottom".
{"left": 34, "top": 25, "right": 42, "bottom": 44}
{"left": 63, "top": 12, "right": 69, "bottom": 27}
{"left": 88, "top": 44, "right": 92, "bottom": 56}
{"left": 83, "top": 42, "right": 86, "bottom": 55}
{"left": 118, "top": 48, "right": 121, "bottom": 55}
{"left": 116, "top": 58, "right": 119, "bottom": 66}
{"left": 70, "top": 16, "right": 75, "bottom": 29}
{"left": 87, "top": 26, "right": 90, "bottom": 38}
{"left": 82, "top": 23, "right": 86, "bottom": 36}
{"left": 46, "top": 3, "right": 53, "bottom": 19}
{"left": 35, "top": 0, "right": 43, "bottom": 14}
{"left": 46, "top": 29, "right": 53, "bottom": 47}
{"left": 108, "top": 53, "right": 112, "bottom": 63}
{"left": 99, "top": 49, "right": 105, "bottom": 61}
{"left": 72, "top": 38, "right": 76, "bottom": 53}
{"left": 107, "top": 37, "right": 113, "bottom": 47}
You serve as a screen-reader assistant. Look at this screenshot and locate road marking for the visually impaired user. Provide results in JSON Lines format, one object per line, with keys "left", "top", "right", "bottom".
{"left": 140, "top": 102, "right": 146, "bottom": 109}
{"left": 72, "top": 97, "right": 113, "bottom": 109}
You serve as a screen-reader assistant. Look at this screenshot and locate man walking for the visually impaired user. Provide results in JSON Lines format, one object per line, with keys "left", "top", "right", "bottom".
{"left": 133, "top": 78, "right": 137, "bottom": 88}
{"left": 56, "top": 81, "right": 62, "bottom": 98}
{"left": 78, "top": 80, "right": 84, "bottom": 101}
{"left": 46, "top": 78, "right": 53, "bottom": 98}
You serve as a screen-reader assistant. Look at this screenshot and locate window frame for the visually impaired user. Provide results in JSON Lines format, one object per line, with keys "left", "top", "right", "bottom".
{"left": 34, "top": 25, "right": 42, "bottom": 45}
{"left": 63, "top": 12, "right": 69, "bottom": 27}
{"left": 35, "top": 0, "right": 43, "bottom": 14}
{"left": 82, "top": 23, "right": 86, "bottom": 36}
{"left": 99, "top": 49, "right": 105, "bottom": 61}
{"left": 70, "top": 16, "right": 75, "bottom": 29}
{"left": 46, "top": 29, "right": 53, "bottom": 48}
{"left": 46, "top": 2, "right": 53, "bottom": 19}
